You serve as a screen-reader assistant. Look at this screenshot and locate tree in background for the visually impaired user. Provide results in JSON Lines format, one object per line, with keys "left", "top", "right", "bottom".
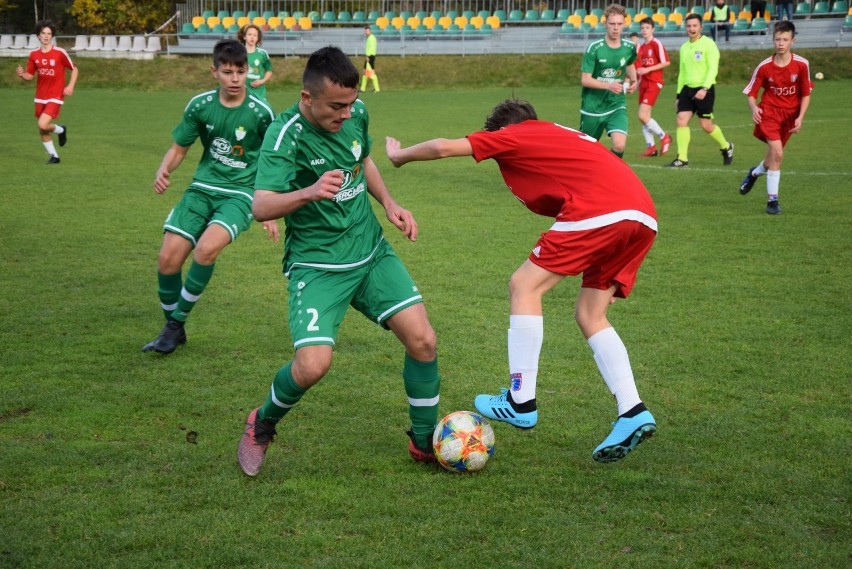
{"left": 71, "top": 0, "right": 173, "bottom": 34}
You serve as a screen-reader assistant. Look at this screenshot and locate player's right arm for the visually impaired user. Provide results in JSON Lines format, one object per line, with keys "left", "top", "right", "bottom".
{"left": 581, "top": 72, "right": 624, "bottom": 94}
{"left": 385, "top": 136, "right": 473, "bottom": 168}
{"left": 253, "top": 171, "right": 344, "bottom": 221}
{"left": 153, "top": 143, "right": 190, "bottom": 194}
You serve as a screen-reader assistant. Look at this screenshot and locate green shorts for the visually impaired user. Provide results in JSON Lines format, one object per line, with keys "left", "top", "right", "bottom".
{"left": 286, "top": 240, "right": 423, "bottom": 348}
{"left": 579, "top": 107, "right": 629, "bottom": 140}
{"left": 163, "top": 187, "right": 254, "bottom": 246}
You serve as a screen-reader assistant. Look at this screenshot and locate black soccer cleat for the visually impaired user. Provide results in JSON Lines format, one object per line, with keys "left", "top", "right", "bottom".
{"left": 46, "top": 156, "right": 60, "bottom": 164}
{"left": 721, "top": 142, "right": 734, "bottom": 165}
{"left": 765, "top": 200, "right": 782, "bottom": 215}
{"left": 57, "top": 125, "right": 67, "bottom": 147}
{"left": 142, "top": 319, "right": 187, "bottom": 354}
{"left": 666, "top": 158, "right": 689, "bottom": 168}
{"left": 740, "top": 166, "right": 759, "bottom": 195}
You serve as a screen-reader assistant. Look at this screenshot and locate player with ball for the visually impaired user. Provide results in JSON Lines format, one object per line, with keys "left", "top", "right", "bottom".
{"left": 387, "top": 99, "right": 658, "bottom": 463}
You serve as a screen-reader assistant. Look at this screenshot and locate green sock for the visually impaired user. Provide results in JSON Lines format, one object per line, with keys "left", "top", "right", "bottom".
{"left": 403, "top": 354, "right": 441, "bottom": 449}
{"left": 259, "top": 362, "right": 306, "bottom": 423}
{"left": 676, "top": 126, "right": 691, "bottom": 161}
{"left": 708, "top": 125, "right": 729, "bottom": 149}
{"left": 171, "top": 261, "right": 214, "bottom": 322}
{"left": 157, "top": 271, "right": 182, "bottom": 320}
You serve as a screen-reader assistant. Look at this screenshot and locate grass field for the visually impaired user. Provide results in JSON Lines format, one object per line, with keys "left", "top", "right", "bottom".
{"left": 1, "top": 62, "right": 850, "bottom": 567}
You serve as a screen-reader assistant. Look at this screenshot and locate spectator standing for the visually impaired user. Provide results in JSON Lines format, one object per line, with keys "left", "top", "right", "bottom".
{"left": 776, "top": 0, "right": 795, "bottom": 21}
{"left": 16, "top": 20, "right": 77, "bottom": 164}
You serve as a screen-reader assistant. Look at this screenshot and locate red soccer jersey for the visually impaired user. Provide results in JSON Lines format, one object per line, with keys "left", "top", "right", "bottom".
{"left": 743, "top": 54, "right": 812, "bottom": 112}
{"left": 637, "top": 38, "right": 669, "bottom": 85}
{"left": 467, "top": 121, "right": 656, "bottom": 224}
{"left": 26, "top": 46, "right": 75, "bottom": 105}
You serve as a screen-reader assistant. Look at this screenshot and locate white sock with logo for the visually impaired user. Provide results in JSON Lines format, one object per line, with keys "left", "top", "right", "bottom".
{"left": 508, "top": 314, "right": 543, "bottom": 405}
{"left": 588, "top": 327, "right": 641, "bottom": 415}
{"left": 646, "top": 118, "right": 665, "bottom": 138}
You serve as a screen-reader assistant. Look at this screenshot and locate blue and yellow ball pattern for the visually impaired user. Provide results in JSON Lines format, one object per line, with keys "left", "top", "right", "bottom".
{"left": 432, "top": 410, "right": 495, "bottom": 472}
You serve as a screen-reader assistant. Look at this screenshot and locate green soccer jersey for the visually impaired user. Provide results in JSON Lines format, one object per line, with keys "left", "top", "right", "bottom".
{"left": 255, "top": 99, "right": 383, "bottom": 275}
{"left": 580, "top": 38, "right": 637, "bottom": 116}
{"left": 677, "top": 35, "right": 720, "bottom": 93}
{"left": 246, "top": 47, "right": 272, "bottom": 100}
{"left": 173, "top": 89, "right": 275, "bottom": 202}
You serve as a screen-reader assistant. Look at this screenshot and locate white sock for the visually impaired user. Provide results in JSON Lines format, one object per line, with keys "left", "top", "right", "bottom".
{"left": 753, "top": 161, "right": 767, "bottom": 176}
{"left": 646, "top": 118, "right": 665, "bottom": 138}
{"left": 53, "top": 125, "right": 65, "bottom": 135}
{"left": 587, "top": 327, "right": 641, "bottom": 415}
{"left": 507, "top": 314, "right": 543, "bottom": 405}
{"left": 766, "top": 170, "right": 780, "bottom": 199}
{"left": 43, "top": 141, "right": 58, "bottom": 157}
{"left": 642, "top": 125, "right": 655, "bottom": 147}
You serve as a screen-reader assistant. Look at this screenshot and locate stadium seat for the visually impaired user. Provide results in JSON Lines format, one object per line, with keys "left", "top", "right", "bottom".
{"left": 283, "top": 17, "right": 297, "bottom": 29}
{"left": 211, "top": 23, "right": 225, "bottom": 33}
{"left": 366, "top": 10, "right": 380, "bottom": 22}
{"left": 438, "top": 15, "right": 452, "bottom": 29}
{"left": 675, "top": 6, "right": 689, "bottom": 16}
{"left": 689, "top": 5, "right": 704, "bottom": 15}
{"left": 86, "top": 35, "right": 103, "bottom": 50}
{"left": 486, "top": 15, "right": 501, "bottom": 28}
{"left": 568, "top": 14, "right": 582, "bottom": 27}
{"left": 540, "top": 9, "right": 556, "bottom": 21}
{"left": 832, "top": 1, "right": 849, "bottom": 12}
{"left": 72, "top": 34, "right": 88, "bottom": 50}
{"left": 115, "top": 35, "right": 131, "bottom": 51}
{"left": 351, "top": 11, "right": 365, "bottom": 22}
{"left": 584, "top": 14, "right": 599, "bottom": 26}
{"left": 470, "top": 15, "right": 484, "bottom": 28}
{"left": 494, "top": 9, "right": 507, "bottom": 21}
{"left": 322, "top": 11, "right": 336, "bottom": 23}
{"left": 407, "top": 16, "right": 421, "bottom": 28}
{"left": 222, "top": 16, "right": 235, "bottom": 28}
{"left": 228, "top": 24, "right": 240, "bottom": 33}
{"left": 375, "top": 16, "right": 389, "bottom": 29}
{"left": 0, "top": 34, "right": 14, "bottom": 48}
{"left": 478, "top": 9, "right": 490, "bottom": 20}
{"left": 524, "top": 9, "right": 540, "bottom": 21}
{"left": 263, "top": 10, "right": 274, "bottom": 20}
{"left": 253, "top": 16, "right": 265, "bottom": 26}
{"left": 130, "top": 35, "right": 146, "bottom": 51}
{"left": 446, "top": 10, "right": 459, "bottom": 20}
{"left": 12, "top": 34, "right": 27, "bottom": 49}
{"left": 338, "top": 11, "right": 352, "bottom": 22}
{"left": 247, "top": 10, "right": 259, "bottom": 20}
{"left": 447, "top": 23, "right": 462, "bottom": 35}
{"left": 267, "top": 16, "right": 281, "bottom": 28}
{"left": 384, "top": 10, "right": 396, "bottom": 21}
{"left": 298, "top": 16, "right": 312, "bottom": 30}
{"left": 557, "top": 8, "right": 572, "bottom": 20}
{"left": 479, "top": 22, "right": 493, "bottom": 34}
{"left": 813, "top": 1, "right": 830, "bottom": 13}
{"left": 207, "top": 16, "right": 220, "bottom": 28}
{"left": 202, "top": 10, "right": 214, "bottom": 19}
{"left": 145, "top": 36, "right": 161, "bottom": 52}
{"left": 663, "top": 21, "right": 680, "bottom": 31}
{"left": 392, "top": 16, "right": 405, "bottom": 29}
{"left": 733, "top": 18, "right": 750, "bottom": 30}
{"left": 26, "top": 34, "right": 39, "bottom": 49}
{"left": 795, "top": 2, "right": 811, "bottom": 13}
{"left": 652, "top": 13, "right": 667, "bottom": 26}
{"left": 232, "top": 10, "right": 244, "bottom": 20}
{"left": 508, "top": 9, "right": 524, "bottom": 22}
{"left": 657, "top": 6, "right": 672, "bottom": 17}
{"left": 669, "top": 12, "right": 684, "bottom": 25}
{"left": 423, "top": 16, "right": 437, "bottom": 29}
{"left": 750, "top": 18, "right": 768, "bottom": 30}
{"left": 192, "top": 16, "right": 205, "bottom": 28}
{"left": 591, "top": 8, "right": 604, "bottom": 18}
{"left": 454, "top": 15, "right": 468, "bottom": 27}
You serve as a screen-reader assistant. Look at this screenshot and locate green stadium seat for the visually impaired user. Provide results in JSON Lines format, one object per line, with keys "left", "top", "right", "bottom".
{"left": 640, "top": 7, "right": 655, "bottom": 17}
{"left": 831, "top": 1, "right": 849, "bottom": 12}
{"left": 196, "top": 23, "right": 211, "bottom": 33}
{"left": 573, "top": 8, "right": 587, "bottom": 18}
{"left": 508, "top": 9, "right": 524, "bottom": 21}
{"left": 479, "top": 23, "right": 493, "bottom": 34}
{"left": 212, "top": 23, "right": 225, "bottom": 33}
{"left": 560, "top": 22, "right": 575, "bottom": 32}
{"left": 557, "top": 8, "right": 571, "bottom": 20}
{"left": 352, "top": 11, "right": 366, "bottom": 22}
{"left": 541, "top": 9, "right": 556, "bottom": 21}
{"left": 591, "top": 8, "right": 604, "bottom": 18}
{"left": 401, "top": 10, "right": 414, "bottom": 20}
{"left": 247, "top": 11, "right": 259, "bottom": 20}
{"left": 675, "top": 6, "right": 689, "bottom": 16}
{"left": 202, "top": 10, "right": 214, "bottom": 19}
{"left": 321, "top": 11, "right": 336, "bottom": 22}
{"left": 663, "top": 21, "right": 680, "bottom": 31}
{"left": 232, "top": 10, "right": 244, "bottom": 20}
{"left": 416, "top": 11, "right": 429, "bottom": 20}
{"left": 478, "top": 10, "right": 491, "bottom": 20}
{"left": 228, "top": 24, "right": 240, "bottom": 33}
{"left": 795, "top": 2, "right": 811, "bottom": 13}
{"left": 525, "top": 9, "right": 540, "bottom": 21}
{"left": 812, "top": 1, "right": 830, "bottom": 12}
{"left": 337, "top": 11, "right": 351, "bottom": 22}
{"left": 845, "top": 13, "right": 852, "bottom": 23}
{"left": 750, "top": 18, "right": 767, "bottom": 29}
{"left": 217, "top": 10, "right": 229, "bottom": 19}
{"left": 367, "top": 10, "right": 380, "bottom": 22}
{"left": 446, "top": 10, "right": 459, "bottom": 20}
{"left": 181, "top": 22, "right": 195, "bottom": 34}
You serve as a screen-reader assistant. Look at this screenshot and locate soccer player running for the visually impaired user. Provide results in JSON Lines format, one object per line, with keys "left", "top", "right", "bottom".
{"left": 237, "top": 47, "right": 441, "bottom": 477}
{"left": 386, "top": 99, "right": 658, "bottom": 463}
{"left": 579, "top": 4, "right": 637, "bottom": 158}
{"left": 635, "top": 17, "right": 673, "bottom": 158}
{"left": 359, "top": 25, "right": 381, "bottom": 93}
{"left": 667, "top": 13, "right": 734, "bottom": 168}
{"left": 16, "top": 20, "right": 77, "bottom": 164}
{"left": 142, "top": 39, "right": 277, "bottom": 354}
{"left": 740, "top": 21, "right": 812, "bottom": 215}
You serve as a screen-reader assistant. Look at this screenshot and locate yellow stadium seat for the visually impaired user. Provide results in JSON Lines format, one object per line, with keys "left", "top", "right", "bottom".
{"left": 407, "top": 16, "right": 421, "bottom": 28}
{"left": 298, "top": 16, "right": 312, "bottom": 29}
{"left": 438, "top": 15, "right": 452, "bottom": 29}
{"left": 207, "top": 16, "right": 221, "bottom": 27}
{"left": 423, "top": 16, "right": 436, "bottom": 29}
{"left": 567, "top": 14, "right": 582, "bottom": 27}
{"left": 375, "top": 16, "right": 389, "bottom": 29}
{"left": 652, "top": 13, "right": 666, "bottom": 26}
{"left": 668, "top": 12, "right": 683, "bottom": 24}
{"left": 583, "top": 14, "right": 598, "bottom": 26}
{"left": 737, "top": 10, "right": 752, "bottom": 21}
{"left": 283, "top": 16, "right": 296, "bottom": 29}
{"left": 222, "top": 16, "right": 235, "bottom": 28}
{"left": 703, "top": 11, "right": 711, "bottom": 20}
{"left": 454, "top": 16, "right": 468, "bottom": 27}
{"left": 470, "top": 15, "right": 484, "bottom": 28}
{"left": 237, "top": 16, "right": 250, "bottom": 27}
{"left": 267, "top": 16, "right": 281, "bottom": 28}
{"left": 253, "top": 16, "right": 266, "bottom": 26}
{"left": 192, "top": 16, "right": 205, "bottom": 28}
{"left": 486, "top": 15, "right": 501, "bottom": 28}
{"left": 391, "top": 16, "right": 405, "bottom": 29}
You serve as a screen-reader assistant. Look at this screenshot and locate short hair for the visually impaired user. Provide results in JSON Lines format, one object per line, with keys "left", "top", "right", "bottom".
{"left": 604, "top": 4, "right": 627, "bottom": 19}
{"left": 212, "top": 39, "right": 247, "bottom": 69}
{"left": 35, "top": 20, "right": 55, "bottom": 36}
{"left": 237, "top": 24, "right": 263, "bottom": 45}
{"left": 483, "top": 99, "right": 538, "bottom": 131}
{"left": 640, "top": 17, "right": 655, "bottom": 28}
{"left": 685, "top": 13, "right": 703, "bottom": 25}
{"left": 303, "top": 46, "right": 360, "bottom": 94}
{"left": 774, "top": 20, "right": 796, "bottom": 35}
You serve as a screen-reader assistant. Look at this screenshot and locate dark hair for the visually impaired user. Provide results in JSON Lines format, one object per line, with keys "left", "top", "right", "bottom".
{"left": 35, "top": 20, "right": 55, "bottom": 36}
{"left": 774, "top": 20, "right": 796, "bottom": 35}
{"left": 685, "top": 13, "right": 703, "bottom": 24}
{"left": 212, "top": 39, "right": 247, "bottom": 68}
{"left": 237, "top": 24, "right": 263, "bottom": 45}
{"left": 484, "top": 99, "right": 538, "bottom": 131}
{"left": 640, "top": 17, "right": 655, "bottom": 28}
{"left": 303, "top": 46, "right": 360, "bottom": 94}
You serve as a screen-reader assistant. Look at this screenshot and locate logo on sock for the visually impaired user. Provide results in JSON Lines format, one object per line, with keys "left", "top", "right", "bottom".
{"left": 510, "top": 373, "right": 522, "bottom": 391}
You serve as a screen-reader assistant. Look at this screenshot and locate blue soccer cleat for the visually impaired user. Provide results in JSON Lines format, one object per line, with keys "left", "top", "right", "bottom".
{"left": 474, "top": 388, "right": 538, "bottom": 430}
{"left": 593, "top": 410, "right": 656, "bottom": 463}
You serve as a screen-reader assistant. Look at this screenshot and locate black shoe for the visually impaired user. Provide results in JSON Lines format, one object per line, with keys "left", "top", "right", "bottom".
{"left": 46, "top": 155, "right": 60, "bottom": 164}
{"left": 765, "top": 200, "right": 782, "bottom": 215}
{"left": 57, "top": 125, "right": 67, "bottom": 147}
{"left": 740, "top": 165, "right": 759, "bottom": 195}
{"left": 721, "top": 143, "right": 734, "bottom": 165}
{"left": 666, "top": 158, "right": 689, "bottom": 168}
{"left": 142, "top": 319, "right": 187, "bottom": 354}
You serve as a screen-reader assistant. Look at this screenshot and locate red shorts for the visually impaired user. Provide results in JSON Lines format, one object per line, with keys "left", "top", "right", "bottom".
{"left": 638, "top": 80, "right": 663, "bottom": 107}
{"left": 530, "top": 220, "right": 656, "bottom": 299}
{"left": 35, "top": 102, "right": 62, "bottom": 119}
{"left": 753, "top": 105, "right": 798, "bottom": 146}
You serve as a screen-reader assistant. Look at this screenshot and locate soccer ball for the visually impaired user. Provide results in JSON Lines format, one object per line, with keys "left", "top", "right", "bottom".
{"left": 432, "top": 411, "right": 495, "bottom": 473}
{"left": 815, "top": 72, "right": 824, "bottom": 80}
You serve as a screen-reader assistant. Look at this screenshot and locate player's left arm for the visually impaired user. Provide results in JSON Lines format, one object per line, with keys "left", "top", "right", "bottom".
{"left": 64, "top": 65, "right": 78, "bottom": 96}
{"left": 385, "top": 136, "right": 473, "bottom": 168}
{"left": 792, "top": 94, "right": 810, "bottom": 133}
{"left": 363, "top": 155, "right": 417, "bottom": 242}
